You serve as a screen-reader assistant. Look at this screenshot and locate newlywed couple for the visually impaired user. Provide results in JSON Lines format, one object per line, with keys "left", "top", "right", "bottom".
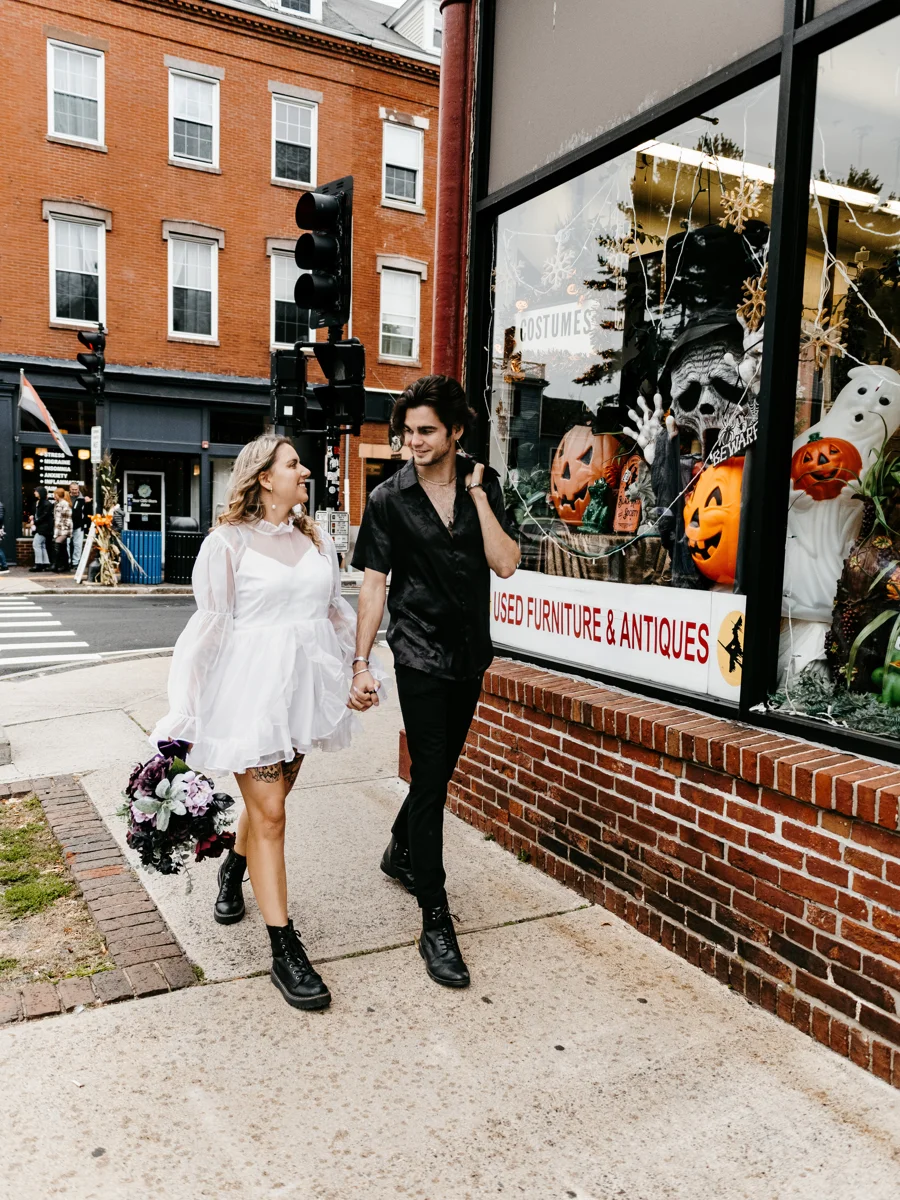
{"left": 152, "top": 376, "right": 520, "bottom": 1011}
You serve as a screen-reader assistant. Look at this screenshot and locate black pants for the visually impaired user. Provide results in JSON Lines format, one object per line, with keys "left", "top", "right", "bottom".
{"left": 53, "top": 539, "right": 70, "bottom": 573}
{"left": 393, "top": 664, "right": 483, "bottom": 909}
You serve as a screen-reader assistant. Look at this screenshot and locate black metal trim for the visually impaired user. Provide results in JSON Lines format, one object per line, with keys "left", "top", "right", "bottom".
{"left": 747, "top": 706, "right": 900, "bottom": 766}
{"left": 795, "top": 0, "right": 900, "bottom": 51}
{"left": 474, "top": 37, "right": 782, "bottom": 217}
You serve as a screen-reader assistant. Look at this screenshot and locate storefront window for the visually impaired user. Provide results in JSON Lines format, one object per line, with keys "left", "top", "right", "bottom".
{"left": 489, "top": 80, "right": 778, "bottom": 700}
{"left": 774, "top": 16, "right": 900, "bottom": 737}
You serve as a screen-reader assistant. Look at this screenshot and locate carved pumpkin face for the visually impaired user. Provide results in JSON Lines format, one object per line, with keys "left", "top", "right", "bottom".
{"left": 550, "top": 427, "right": 622, "bottom": 526}
{"left": 791, "top": 437, "right": 862, "bottom": 501}
{"left": 684, "top": 457, "right": 744, "bottom": 585}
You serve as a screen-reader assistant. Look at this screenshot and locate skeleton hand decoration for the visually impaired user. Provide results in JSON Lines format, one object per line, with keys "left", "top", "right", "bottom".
{"left": 625, "top": 393, "right": 676, "bottom": 466}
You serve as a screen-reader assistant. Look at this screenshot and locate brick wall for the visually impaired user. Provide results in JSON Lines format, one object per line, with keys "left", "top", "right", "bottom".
{"left": 446, "top": 659, "right": 900, "bottom": 1089}
{"left": 1, "top": 0, "right": 438, "bottom": 389}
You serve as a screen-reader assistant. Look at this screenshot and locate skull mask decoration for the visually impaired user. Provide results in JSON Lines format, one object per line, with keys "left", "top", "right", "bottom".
{"left": 665, "top": 324, "right": 747, "bottom": 457}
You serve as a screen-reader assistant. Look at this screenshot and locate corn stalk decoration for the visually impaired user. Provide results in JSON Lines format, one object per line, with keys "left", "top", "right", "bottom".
{"left": 90, "top": 453, "right": 145, "bottom": 586}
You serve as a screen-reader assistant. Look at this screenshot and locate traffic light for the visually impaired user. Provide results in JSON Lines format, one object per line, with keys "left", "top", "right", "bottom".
{"left": 76, "top": 325, "right": 106, "bottom": 394}
{"left": 294, "top": 177, "right": 353, "bottom": 330}
{"left": 311, "top": 336, "right": 366, "bottom": 433}
{"left": 270, "top": 349, "right": 307, "bottom": 429}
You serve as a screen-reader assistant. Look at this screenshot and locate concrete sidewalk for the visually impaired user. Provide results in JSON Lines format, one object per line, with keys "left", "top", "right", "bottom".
{"left": 1, "top": 654, "right": 900, "bottom": 1198}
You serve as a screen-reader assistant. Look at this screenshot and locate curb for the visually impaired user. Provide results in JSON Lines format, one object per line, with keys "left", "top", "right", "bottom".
{"left": 0, "top": 648, "right": 175, "bottom": 683}
{"left": 0, "top": 775, "right": 197, "bottom": 1023}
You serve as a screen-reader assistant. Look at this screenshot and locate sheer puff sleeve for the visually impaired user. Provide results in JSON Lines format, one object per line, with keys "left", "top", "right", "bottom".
{"left": 150, "top": 529, "right": 237, "bottom": 752}
{"left": 324, "top": 533, "right": 388, "bottom": 699}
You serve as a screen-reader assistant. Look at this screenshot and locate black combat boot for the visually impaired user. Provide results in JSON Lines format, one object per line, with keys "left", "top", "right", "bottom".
{"left": 418, "top": 902, "right": 470, "bottom": 988}
{"left": 380, "top": 836, "right": 416, "bottom": 894}
{"left": 268, "top": 921, "right": 331, "bottom": 1010}
{"left": 213, "top": 850, "right": 246, "bottom": 925}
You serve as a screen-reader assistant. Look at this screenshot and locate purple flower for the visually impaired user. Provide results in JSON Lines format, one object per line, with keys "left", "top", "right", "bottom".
{"left": 157, "top": 738, "right": 190, "bottom": 760}
{"left": 134, "top": 755, "right": 168, "bottom": 797}
{"left": 182, "top": 773, "right": 214, "bottom": 816}
{"left": 130, "top": 801, "right": 155, "bottom": 825}
{"left": 126, "top": 761, "right": 144, "bottom": 798}
{"left": 195, "top": 831, "right": 235, "bottom": 862}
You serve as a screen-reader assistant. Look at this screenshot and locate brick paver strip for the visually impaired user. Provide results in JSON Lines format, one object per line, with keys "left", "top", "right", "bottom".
{"left": 126, "top": 964, "right": 168, "bottom": 997}
{"left": 0, "top": 775, "right": 201, "bottom": 1024}
{"left": 57, "top": 977, "right": 96, "bottom": 1012}
{"left": 21, "top": 984, "right": 60, "bottom": 1019}
{"left": 90, "top": 969, "right": 134, "bottom": 1004}
{"left": 0, "top": 993, "right": 21, "bottom": 1025}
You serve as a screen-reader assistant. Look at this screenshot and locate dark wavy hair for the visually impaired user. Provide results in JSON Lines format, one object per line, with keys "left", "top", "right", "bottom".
{"left": 389, "top": 375, "right": 477, "bottom": 442}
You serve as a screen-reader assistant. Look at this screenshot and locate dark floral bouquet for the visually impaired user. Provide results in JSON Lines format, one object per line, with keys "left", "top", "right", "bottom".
{"left": 118, "top": 740, "right": 235, "bottom": 876}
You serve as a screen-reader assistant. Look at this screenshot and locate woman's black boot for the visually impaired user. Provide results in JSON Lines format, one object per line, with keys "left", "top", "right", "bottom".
{"left": 268, "top": 921, "right": 331, "bottom": 1010}
{"left": 214, "top": 850, "right": 246, "bottom": 925}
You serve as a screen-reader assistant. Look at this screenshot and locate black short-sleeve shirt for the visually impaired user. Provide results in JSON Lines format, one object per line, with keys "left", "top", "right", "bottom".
{"left": 352, "top": 454, "right": 513, "bottom": 680}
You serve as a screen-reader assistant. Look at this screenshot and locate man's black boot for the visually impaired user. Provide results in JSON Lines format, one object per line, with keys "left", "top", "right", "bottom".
{"left": 213, "top": 850, "right": 246, "bottom": 925}
{"left": 380, "top": 836, "right": 416, "bottom": 894}
{"left": 268, "top": 921, "right": 331, "bottom": 1010}
{"left": 418, "top": 902, "right": 470, "bottom": 988}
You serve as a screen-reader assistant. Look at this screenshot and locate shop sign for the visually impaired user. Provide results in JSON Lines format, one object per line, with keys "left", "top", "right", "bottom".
{"left": 491, "top": 572, "right": 744, "bottom": 701}
{"left": 38, "top": 450, "right": 71, "bottom": 489}
{"left": 514, "top": 301, "right": 598, "bottom": 356}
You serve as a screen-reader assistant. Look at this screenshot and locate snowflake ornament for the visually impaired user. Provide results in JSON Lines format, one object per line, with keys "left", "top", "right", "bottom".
{"left": 540, "top": 246, "right": 576, "bottom": 289}
{"left": 737, "top": 264, "right": 767, "bottom": 332}
{"left": 800, "top": 313, "right": 848, "bottom": 370}
{"left": 718, "top": 179, "right": 763, "bottom": 235}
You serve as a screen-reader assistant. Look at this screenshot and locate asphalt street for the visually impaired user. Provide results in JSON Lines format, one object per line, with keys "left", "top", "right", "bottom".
{"left": 0, "top": 590, "right": 380, "bottom": 677}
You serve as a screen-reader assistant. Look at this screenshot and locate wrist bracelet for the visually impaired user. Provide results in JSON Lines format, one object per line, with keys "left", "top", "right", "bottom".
{"left": 352, "top": 668, "right": 371, "bottom": 678}
{"left": 352, "top": 656, "right": 368, "bottom": 666}
{"left": 466, "top": 482, "right": 484, "bottom": 493}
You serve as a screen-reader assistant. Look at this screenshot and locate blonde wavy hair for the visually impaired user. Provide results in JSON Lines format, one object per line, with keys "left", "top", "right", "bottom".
{"left": 216, "top": 434, "right": 321, "bottom": 545}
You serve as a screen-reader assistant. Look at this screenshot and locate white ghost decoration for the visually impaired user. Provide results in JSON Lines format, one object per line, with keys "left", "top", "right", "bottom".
{"left": 779, "top": 364, "right": 900, "bottom": 681}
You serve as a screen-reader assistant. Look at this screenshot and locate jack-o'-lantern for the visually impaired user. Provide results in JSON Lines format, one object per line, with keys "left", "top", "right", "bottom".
{"left": 550, "top": 426, "right": 622, "bottom": 526}
{"left": 790, "top": 436, "right": 862, "bottom": 501}
{"left": 683, "top": 457, "right": 744, "bottom": 585}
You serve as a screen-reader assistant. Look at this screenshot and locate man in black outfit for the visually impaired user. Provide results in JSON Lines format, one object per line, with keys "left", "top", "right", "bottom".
{"left": 350, "top": 375, "right": 520, "bottom": 988}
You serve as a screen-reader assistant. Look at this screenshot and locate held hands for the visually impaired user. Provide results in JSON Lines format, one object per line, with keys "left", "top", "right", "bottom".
{"left": 347, "top": 669, "right": 380, "bottom": 711}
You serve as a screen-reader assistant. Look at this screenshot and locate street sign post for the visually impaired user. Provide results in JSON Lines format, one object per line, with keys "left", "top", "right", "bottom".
{"left": 90, "top": 425, "right": 102, "bottom": 463}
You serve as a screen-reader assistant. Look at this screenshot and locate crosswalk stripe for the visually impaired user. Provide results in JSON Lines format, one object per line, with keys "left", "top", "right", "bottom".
{"left": 0, "top": 653, "right": 100, "bottom": 666}
{"left": 0, "top": 630, "right": 78, "bottom": 638}
{"left": 0, "top": 641, "right": 89, "bottom": 651}
{"left": 0, "top": 620, "right": 62, "bottom": 628}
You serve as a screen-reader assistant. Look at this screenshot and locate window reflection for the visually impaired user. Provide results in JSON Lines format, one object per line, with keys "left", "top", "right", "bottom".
{"left": 776, "top": 17, "right": 900, "bottom": 739}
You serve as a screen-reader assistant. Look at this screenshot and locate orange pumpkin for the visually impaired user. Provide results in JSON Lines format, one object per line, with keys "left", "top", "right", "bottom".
{"left": 790, "top": 436, "right": 862, "bottom": 501}
{"left": 684, "top": 457, "right": 744, "bottom": 585}
{"left": 549, "top": 426, "right": 622, "bottom": 526}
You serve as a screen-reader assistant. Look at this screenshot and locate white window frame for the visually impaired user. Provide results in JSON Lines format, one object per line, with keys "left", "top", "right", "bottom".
{"left": 270, "top": 252, "right": 309, "bottom": 349}
{"left": 278, "top": 0, "right": 323, "bottom": 20}
{"left": 48, "top": 216, "right": 106, "bottom": 328}
{"left": 46, "top": 39, "right": 105, "bottom": 147}
{"left": 271, "top": 94, "right": 318, "bottom": 187}
{"left": 382, "top": 121, "right": 424, "bottom": 209}
{"left": 379, "top": 268, "right": 420, "bottom": 363}
{"left": 167, "top": 236, "right": 218, "bottom": 341}
{"left": 168, "top": 69, "right": 220, "bottom": 168}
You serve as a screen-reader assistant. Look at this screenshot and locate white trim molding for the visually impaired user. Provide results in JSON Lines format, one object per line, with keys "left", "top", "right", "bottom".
{"left": 162, "top": 220, "right": 225, "bottom": 248}
{"left": 379, "top": 106, "right": 430, "bottom": 130}
{"left": 266, "top": 237, "right": 297, "bottom": 256}
{"left": 42, "top": 200, "right": 112, "bottom": 230}
{"left": 376, "top": 254, "right": 427, "bottom": 280}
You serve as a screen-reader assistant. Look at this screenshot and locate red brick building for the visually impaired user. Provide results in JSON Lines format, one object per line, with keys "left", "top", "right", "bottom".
{"left": 0, "top": 0, "right": 439, "bottom": 549}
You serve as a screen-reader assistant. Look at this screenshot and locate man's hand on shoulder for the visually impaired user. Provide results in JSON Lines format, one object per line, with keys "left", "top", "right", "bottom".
{"left": 464, "top": 461, "right": 486, "bottom": 496}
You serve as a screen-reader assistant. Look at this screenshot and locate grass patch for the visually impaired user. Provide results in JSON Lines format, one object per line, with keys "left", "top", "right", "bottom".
{"left": 0, "top": 862, "right": 38, "bottom": 885}
{"left": 0, "top": 957, "right": 18, "bottom": 973}
{"left": 2, "top": 876, "right": 73, "bottom": 919}
{"left": 516, "top": 849, "right": 531, "bottom": 863}
{"left": 63, "top": 962, "right": 113, "bottom": 979}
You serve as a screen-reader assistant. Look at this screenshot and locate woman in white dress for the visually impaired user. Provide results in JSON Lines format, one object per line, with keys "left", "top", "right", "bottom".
{"left": 151, "top": 434, "right": 375, "bottom": 1011}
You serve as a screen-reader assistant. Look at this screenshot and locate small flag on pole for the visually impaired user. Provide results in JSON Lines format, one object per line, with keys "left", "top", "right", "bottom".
{"left": 18, "top": 370, "right": 72, "bottom": 457}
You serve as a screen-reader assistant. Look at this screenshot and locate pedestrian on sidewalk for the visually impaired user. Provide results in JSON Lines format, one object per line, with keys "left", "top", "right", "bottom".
{"left": 51, "top": 486, "right": 73, "bottom": 573}
{"left": 0, "top": 497, "right": 8, "bottom": 573}
{"left": 151, "top": 434, "right": 380, "bottom": 1011}
{"left": 29, "top": 486, "right": 53, "bottom": 572}
{"left": 69, "top": 482, "right": 89, "bottom": 572}
{"left": 350, "top": 375, "right": 520, "bottom": 989}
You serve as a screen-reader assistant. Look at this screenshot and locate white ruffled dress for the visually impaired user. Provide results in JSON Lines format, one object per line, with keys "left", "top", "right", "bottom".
{"left": 150, "top": 519, "right": 364, "bottom": 774}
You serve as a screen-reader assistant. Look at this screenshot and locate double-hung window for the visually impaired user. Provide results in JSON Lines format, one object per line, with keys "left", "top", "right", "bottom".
{"left": 47, "top": 41, "right": 104, "bottom": 145}
{"left": 49, "top": 217, "right": 104, "bottom": 325}
{"left": 169, "top": 237, "right": 217, "bottom": 339}
{"left": 272, "top": 95, "right": 317, "bottom": 185}
{"left": 169, "top": 71, "right": 219, "bottom": 166}
{"left": 383, "top": 122, "right": 423, "bottom": 207}
{"left": 380, "top": 269, "right": 419, "bottom": 360}
{"left": 271, "top": 253, "right": 309, "bottom": 347}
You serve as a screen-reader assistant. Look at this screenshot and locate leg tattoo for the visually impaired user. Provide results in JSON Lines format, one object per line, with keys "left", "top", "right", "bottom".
{"left": 249, "top": 763, "right": 283, "bottom": 783}
{"left": 282, "top": 753, "right": 305, "bottom": 795}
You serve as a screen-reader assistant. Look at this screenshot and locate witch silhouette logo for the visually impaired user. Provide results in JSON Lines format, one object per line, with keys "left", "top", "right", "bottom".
{"left": 716, "top": 611, "right": 745, "bottom": 683}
